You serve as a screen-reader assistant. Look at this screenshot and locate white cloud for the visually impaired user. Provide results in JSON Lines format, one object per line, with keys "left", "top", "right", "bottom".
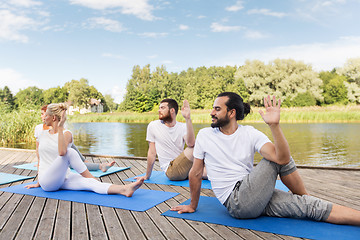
{"left": 138, "top": 32, "right": 168, "bottom": 38}
{"left": 162, "top": 60, "right": 173, "bottom": 64}
{"left": 70, "top": 0, "right": 156, "bottom": 21}
{"left": 0, "top": 68, "right": 37, "bottom": 94}
{"left": 179, "top": 24, "right": 189, "bottom": 30}
{"left": 244, "top": 30, "right": 268, "bottom": 39}
{"left": 0, "top": 10, "right": 38, "bottom": 42}
{"left": 247, "top": 8, "right": 287, "bottom": 18}
{"left": 197, "top": 15, "right": 206, "bottom": 19}
{"left": 109, "top": 85, "right": 126, "bottom": 103}
{"left": 102, "top": 53, "right": 125, "bottom": 59}
{"left": 147, "top": 54, "right": 158, "bottom": 59}
{"left": 211, "top": 22, "right": 243, "bottom": 32}
{"left": 9, "top": 0, "right": 42, "bottom": 7}
{"left": 226, "top": 1, "right": 244, "bottom": 12}
{"left": 216, "top": 36, "right": 360, "bottom": 71}
{"left": 86, "top": 17, "right": 125, "bottom": 32}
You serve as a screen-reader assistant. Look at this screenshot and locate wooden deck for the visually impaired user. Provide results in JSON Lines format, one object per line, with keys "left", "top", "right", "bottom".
{"left": 0, "top": 148, "right": 359, "bottom": 240}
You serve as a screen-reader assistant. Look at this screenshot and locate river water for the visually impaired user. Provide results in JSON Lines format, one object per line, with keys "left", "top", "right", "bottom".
{"left": 60, "top": 122, "right": 360, "bottom": 168}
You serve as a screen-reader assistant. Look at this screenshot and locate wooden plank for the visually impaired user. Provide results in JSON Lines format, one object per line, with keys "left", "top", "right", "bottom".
{"left": 15, "top": 197, "right": 47, "bottom": 240}
{"left": 72, "top": 202, "right": 89, "bottom": 240}
{"left": 33, "top": 198, "right": 58, "bottom": 239}
{"left": 0, "top": 195, "right": 34, "bottom": 239}
{"left": 53, "top": 200, "right": 71, "bottom": 240}
{"left": 86, "top": 204, "right": 108, "bottom": 239}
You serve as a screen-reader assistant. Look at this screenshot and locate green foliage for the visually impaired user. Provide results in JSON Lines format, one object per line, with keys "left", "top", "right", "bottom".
{"left": 235, "top": 59, "right": 323, "bottom": 106}
{"left": 0, "top": 86, "right": 16, "bottom": 111}
{"left": 43, "top": 86, "right": 68, "bottom": 104}
{"left": 283, "top": 92, "right": 317, "bottom": 107}
{"left": 15, "top": 86, "right": 44, "bottom": 109}
{"left": 319, "top": 71, "right": 348, "bottom": 104}
{"left": 336, "top": 58, "right": 360, "bottom": 103}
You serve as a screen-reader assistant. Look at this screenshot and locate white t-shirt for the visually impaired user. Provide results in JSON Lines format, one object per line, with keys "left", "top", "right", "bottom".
{"left": 146, "top": 120, "right": 187, "bottom": 171}
{"left": 193, "top": 125, "right": 271, "bottom": 204}
{"left": 34, "top": 124, "right": 44, "bottom": 142}
{"left": 38, "top": 129, "right": 73, "bottom": 176}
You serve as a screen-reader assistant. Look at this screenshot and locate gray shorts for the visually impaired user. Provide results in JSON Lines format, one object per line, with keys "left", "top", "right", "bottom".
{"left": 224, "top": 158, "right": 332, "bottom": 221}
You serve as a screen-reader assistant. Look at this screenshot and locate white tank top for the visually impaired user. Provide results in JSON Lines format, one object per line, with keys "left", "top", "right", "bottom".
{"left": 38, "top": 129, "right": 73, "bottom": 175}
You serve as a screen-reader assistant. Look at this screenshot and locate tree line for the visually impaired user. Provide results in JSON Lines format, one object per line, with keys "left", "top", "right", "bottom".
{"left": 120, "top": 58, "right": 360, "bottom": 112}
{"left": 1, "top": 58, "right": 359, "bottom": 114}
{"left": 0, "top": 78, "right": 117, "bottom": 113}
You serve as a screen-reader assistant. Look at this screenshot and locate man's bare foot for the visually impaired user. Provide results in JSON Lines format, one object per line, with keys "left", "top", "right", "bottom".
{"left": 100, "top": 161, "right": 116, "bottom": 172}
{"left": 123, "top": 179, "right": 144, "bottom": 197}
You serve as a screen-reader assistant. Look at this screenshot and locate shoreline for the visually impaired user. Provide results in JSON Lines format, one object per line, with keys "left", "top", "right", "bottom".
{"left": 2, "top": 147, "right": 359, "bottom": 171}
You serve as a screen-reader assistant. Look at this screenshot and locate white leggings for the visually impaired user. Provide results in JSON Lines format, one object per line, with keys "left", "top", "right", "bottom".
{"left": 38, "top": 148, "right": 111, "bottom": 194}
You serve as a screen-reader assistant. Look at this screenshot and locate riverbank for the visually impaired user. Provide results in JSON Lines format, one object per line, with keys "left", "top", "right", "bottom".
{"left": 68, "top": 105, "right": 360, "bottom": 123}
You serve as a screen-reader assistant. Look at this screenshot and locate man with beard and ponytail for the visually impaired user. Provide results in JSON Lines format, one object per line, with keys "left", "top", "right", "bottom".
{"left": 171, "top": 92, "right": 360, "bottom": 226}
{"left": 136, "top": 99, "right": 206, "bottom": 181}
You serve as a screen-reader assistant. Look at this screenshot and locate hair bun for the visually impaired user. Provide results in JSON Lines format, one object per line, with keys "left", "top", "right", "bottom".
{"left": 58, "top": 103, "right": 68, "bottom": 111}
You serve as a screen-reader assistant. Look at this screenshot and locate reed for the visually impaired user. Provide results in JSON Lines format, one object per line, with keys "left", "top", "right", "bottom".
{"left": 0, "top": 108, "right": 39, "bottom": 144}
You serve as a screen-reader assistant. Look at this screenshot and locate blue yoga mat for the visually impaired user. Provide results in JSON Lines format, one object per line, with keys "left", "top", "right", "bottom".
{"left": 162, "top": 196, "right": 360, "bottom": 240}
{"left": 1, "top": 182, "right": 178, "bottom": 212}
{"left": 0, "top": 172, "right": 35, "bottom": 185}
{"left": 13, "top": 162, "right": 130, "bottom": 178}
{"left": 124, "top": 171, "right": 212, "bottom": 189}
{"left": 125, "top": 171, "right": 289, "bottom": 192}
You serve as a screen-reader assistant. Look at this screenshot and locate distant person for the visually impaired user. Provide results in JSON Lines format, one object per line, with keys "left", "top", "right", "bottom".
{"left": 26, "top": 103, "right": 143, "bottom": 196}
{"left": 171, "top": 92, "right": 360, "bottom": 226}
{"left": 35, "top": 105, "right": 115, "bottom": 172}
{"left": 136, "top": 99, "right": 206, "bottom": 181}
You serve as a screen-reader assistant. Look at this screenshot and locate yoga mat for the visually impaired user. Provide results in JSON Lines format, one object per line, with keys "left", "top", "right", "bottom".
{"left": 124, "top": 171, "right": 212, "bottom": 189}
{"left": 13, "top": 163, "right": 130, "bottom": 178}
{"left": 0, "top": 173, "right": 35, "bottom": 185}
{"left": 162, "top": 196, "right": 360, "bottom": 240}
{"left": 125, "top": 171, "right": 289, "bottom": 192}
{"left": 1, "top": 182, "right": 179, "bottom": 212}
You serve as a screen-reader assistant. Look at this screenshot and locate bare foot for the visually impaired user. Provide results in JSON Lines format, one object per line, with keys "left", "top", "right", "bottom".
{"left": 123, "top": 179, "right": 144, "bottom": 197}
{"left": 100, "top": 161, "right": 116, "bottom": 172}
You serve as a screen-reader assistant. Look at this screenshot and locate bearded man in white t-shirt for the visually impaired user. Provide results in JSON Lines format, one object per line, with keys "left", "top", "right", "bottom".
{"left": 136, "top": 98, "right": 206, "bottom": 181}
{"left": 171, "top": 92, "right": 360, "bottom": 226}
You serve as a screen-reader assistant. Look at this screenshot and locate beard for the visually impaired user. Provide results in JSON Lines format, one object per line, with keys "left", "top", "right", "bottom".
{"left": 159, "top": 110, "right": 172, "bottom": 122}
{"left": 211, "top": 114, "right": 230, "bottom": 128}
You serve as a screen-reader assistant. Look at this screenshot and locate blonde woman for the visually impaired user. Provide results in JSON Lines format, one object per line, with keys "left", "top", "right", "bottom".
{"left": 34, "top": 105, "right": 115, "bottom": 172}
{"left": 26, "top": 103, "right": 143, "bottom": 197}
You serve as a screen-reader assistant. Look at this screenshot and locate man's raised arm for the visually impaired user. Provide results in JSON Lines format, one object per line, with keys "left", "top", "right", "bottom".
{"left": 259, "top": 95, "right": 290, "bottom": 165}
{"left": 181, "top": 100, "right": 195, "bottom": 148}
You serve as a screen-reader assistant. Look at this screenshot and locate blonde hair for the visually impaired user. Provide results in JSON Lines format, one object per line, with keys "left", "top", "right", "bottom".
{"left": 47, "top": 103, "right": 68, "bottom": 121}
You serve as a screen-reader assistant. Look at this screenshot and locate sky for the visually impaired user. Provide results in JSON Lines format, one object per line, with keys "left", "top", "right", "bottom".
{"left": 1, "top": 0, "right": 360, "bottom": 103}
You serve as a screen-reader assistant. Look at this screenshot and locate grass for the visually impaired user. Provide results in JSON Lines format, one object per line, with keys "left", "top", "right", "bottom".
{"left": 68, "top": 105, "right": 360, "bottom": 124}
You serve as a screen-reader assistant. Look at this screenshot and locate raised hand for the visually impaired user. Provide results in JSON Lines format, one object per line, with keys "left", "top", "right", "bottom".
{"left": 258, "top": 95, "right": 281, "bottom": 126}
{"left": 58, "top": 110, "right": 67, "bottom": 128}
{"left": 181, "top": 99, "right": 191, "bottom": 120}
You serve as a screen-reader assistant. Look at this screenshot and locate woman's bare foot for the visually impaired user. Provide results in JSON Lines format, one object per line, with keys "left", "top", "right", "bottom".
{"left": 100, "top": 161, "right": 116, "bottom": 172}
{"left": 108, "top": 179, "right": 144, "bottom": 197}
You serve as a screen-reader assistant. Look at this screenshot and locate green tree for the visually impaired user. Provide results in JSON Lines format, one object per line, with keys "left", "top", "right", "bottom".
{"left": 319, "top": 71, "right": 348, "bottom": 104}
{"left": 0, "top": 86, "right": 16, "bottom": 111}
{"left": 104, "top": 94, "right": 117, "bottom": 112}
{"left": 43, "top": 86, "right": 68, "bottom": 104}
{"left": 336, "top": 58, "right": 360, "bottom": 103}
{"left": 64, "top": 78, "right": 91, "bottom": 107}
{"left": 235, "top": 59, "right": 323, "bottom": 106}
{"left": 15, "top": 86, "right": 44, "bottom": 109}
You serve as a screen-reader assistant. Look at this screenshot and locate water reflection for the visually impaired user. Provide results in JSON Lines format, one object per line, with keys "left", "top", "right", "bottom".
{"left": 4, "top": 122, "right": 359, "bottom": 167}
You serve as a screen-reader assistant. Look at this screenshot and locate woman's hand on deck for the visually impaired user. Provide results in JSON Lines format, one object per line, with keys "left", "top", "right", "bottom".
{"left": 170, "top": 204, "right": 196, "bottom": 214}
{"left": 25, "top": 182, "right": 40, "bottom": 189}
